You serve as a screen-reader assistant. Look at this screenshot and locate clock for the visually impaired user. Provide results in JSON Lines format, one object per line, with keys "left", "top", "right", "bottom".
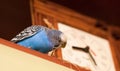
{"left": 58, "top": 23, "right": 116, "bottom": 71}
{"left": 30, "top": 0, "right": 119, "bottom": 70}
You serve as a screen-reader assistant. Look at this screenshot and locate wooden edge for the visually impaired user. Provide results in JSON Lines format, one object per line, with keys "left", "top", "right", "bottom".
{"left": 0, "top": 38, "right": 90, "bottom": 71}
{"left": 108, "top": 36, "right": 120, "bottom": 71}
{"left": 108, "top": 26, "right": 120, "bottom": 71}
{"left": 30, "top": 0, "right": 35, "bottom": 25}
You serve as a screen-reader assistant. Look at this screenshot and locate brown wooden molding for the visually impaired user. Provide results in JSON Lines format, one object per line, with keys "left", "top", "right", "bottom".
{"left": 108, "top": 36, "right": 120, "bottom": 71}
{"left": 108, "top": 26, "right": 120, "bottom": 70}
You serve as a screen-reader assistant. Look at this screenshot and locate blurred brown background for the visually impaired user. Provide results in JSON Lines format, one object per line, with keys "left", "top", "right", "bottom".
{"left": 51, "top": 0, "right": 120, "bottom": 26}
{"left": 0, "top": 0, "right": 31, "bottom": 40}
{"left": 0, "top": 0, "right": 120, "bottom": 40}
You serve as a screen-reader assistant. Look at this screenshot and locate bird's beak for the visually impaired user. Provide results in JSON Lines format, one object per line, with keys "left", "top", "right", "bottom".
{"left": 60, "top": 33, "right": 67, "bottom": 48}
{"left": 61, "top": 42, "right": 67, "bottom": 48}
{"left": 57, "top": 41, "right": 67, "bottom": 49}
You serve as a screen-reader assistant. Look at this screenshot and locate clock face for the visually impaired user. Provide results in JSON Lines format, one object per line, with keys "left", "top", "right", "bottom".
{"left": 58, "top": 23, "right": 116, "bottom": 71}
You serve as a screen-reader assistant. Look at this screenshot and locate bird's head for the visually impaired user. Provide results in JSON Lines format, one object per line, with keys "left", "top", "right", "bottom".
{"left": 53, "top": 32, "right": 67, "bottom": 50}
{"left": 59, "top": 33, "right": 67, "bottom": 48}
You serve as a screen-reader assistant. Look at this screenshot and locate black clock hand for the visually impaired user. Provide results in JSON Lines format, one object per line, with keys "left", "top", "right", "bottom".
{"left": 72, "top": 46, "right": 87, "bottom": 52}
{"left": 88, "top": 49, "right": 97, "bottom": 66}
{"left": 72, "top": 46, "right": 97, "bottom": 66}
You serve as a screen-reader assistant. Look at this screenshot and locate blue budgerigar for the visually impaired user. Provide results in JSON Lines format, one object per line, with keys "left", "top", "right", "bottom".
{"left": 11, "top": 25, "right": 67, "bottom": 53}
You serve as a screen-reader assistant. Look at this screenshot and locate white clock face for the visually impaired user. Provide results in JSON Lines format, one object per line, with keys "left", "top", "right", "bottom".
{"left": 58, "top": 23, "right": 116, "bottom": 71}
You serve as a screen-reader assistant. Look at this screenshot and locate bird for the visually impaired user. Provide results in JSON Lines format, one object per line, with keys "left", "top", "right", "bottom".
{"left": 11, "top": 20, "right": 67, "bottom": 54}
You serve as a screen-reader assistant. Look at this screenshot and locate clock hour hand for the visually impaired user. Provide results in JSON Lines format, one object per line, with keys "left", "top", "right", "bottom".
{"left": 72, "top": 46, "right": 97, "bottom": 66}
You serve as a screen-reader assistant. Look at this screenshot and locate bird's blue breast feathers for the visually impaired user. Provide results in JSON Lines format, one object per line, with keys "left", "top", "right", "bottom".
{"left": 17, "top": 30, "right": 53, "bottom": 53}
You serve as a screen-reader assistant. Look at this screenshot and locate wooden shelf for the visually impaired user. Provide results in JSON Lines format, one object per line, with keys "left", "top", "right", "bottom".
{"left": 0, "top": 38, "right": 90, "bottom": 71}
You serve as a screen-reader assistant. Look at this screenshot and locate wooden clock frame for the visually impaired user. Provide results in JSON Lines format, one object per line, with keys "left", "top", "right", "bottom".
{"left": 30, "top": 0, "right": 120, "bottom": 71}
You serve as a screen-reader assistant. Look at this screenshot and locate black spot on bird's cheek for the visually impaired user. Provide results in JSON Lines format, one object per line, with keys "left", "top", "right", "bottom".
{"left": 54, "top": 44, "right": 59, "bottom": 47}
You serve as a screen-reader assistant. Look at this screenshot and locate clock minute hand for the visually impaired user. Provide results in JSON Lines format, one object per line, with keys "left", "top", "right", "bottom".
{"left": 72, "top": 46, "right": 97, "bottom": 66}
{"left": 87, "top": 48, "right": 97, "bottom": 66}
{"left": 72, "top": 46, "right": 86, "bottom": 52}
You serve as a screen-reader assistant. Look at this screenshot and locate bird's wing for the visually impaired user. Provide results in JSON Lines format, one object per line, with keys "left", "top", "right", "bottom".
{"left": 11, "top": 25, "right": 45, "bottom": 43}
